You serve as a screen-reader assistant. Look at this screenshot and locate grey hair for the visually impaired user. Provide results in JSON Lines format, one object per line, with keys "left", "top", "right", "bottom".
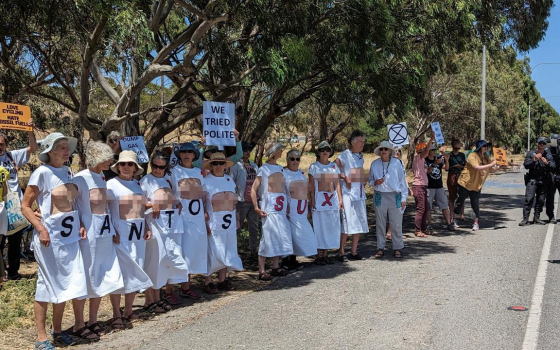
{"left": 348, "top": 130, "right": 366, "bottom": 146}
{"left": 86, "top": 141, "right": 115, "bottom": 168}
{"left": 286, "top": 149, "right": 301, "bottom": 160}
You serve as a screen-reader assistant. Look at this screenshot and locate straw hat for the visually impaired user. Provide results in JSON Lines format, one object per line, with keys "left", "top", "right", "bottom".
{"left": 110, "top": 150, "right": 144, "bottom": 176}
{"left": 202, "top": 152, "right": 234, "bottom": 170}
{"left": 38, "top": 132, "right": 78, "bottom": 163}
{"left": 265, "top": 142, "right": 285, "bottom": 159}
{"left": 374, "top": 141, "right": 395, "bottom": 157}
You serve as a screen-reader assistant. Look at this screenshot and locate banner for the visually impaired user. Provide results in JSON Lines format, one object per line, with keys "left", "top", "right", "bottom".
{"left": 119, "top": 136, "right": 149, "bottom": 163}
{"left": 203, "top": 101, "right": 235, "bottom": 148}
{"left": 493, "top": 147, "right": 508, "bottom": 166}
{"left": 0, "top": 102, "right": 32, "bottom": 132}
{"left": 387, "top": 122, "right": 409, "bottom": 146}
{"left": 431, "top": 122, "right": 445, "bottom": 145}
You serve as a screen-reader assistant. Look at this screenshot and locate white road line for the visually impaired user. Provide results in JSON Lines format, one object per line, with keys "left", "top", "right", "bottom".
{"left": 522, "top": 195, "right": 558, "bottom": 350}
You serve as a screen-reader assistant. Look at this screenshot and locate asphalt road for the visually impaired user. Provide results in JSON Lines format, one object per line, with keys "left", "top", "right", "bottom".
{"left": 88, "top": 171, "right": 560, "bottom": 350}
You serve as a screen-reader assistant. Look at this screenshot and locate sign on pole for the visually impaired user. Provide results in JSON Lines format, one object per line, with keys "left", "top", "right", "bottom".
{"left": 431, "top": 122, "right": 445, "bottom": 145}
{"left": 387, "top": 122, "right": 409, "bottom": 146}
{"left": 169, "top": 144, "right": 180, "bottom": 167}
{"left": 493, "top": 147, "right": 508, "bottom": 166}
{"left": 0, "top": 102, "right": 32, "bottom": 132}
{"left": 203, "top": 101, "right": 235, "bottom": 149}
{"left": 119, "top": 136, "right": 149, "bottom": 163}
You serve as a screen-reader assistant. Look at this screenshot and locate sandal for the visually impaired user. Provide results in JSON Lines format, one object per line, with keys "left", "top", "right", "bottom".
{"left": 204, "top": 282, "right": 219, "bottom": 294}
{"left": 415, "top": 231, "right": 427, "bottom": 238}
{"left": 271, "top": 268, "right": 288, "bottom": 276}
{"left": 162, "top": 292, "right": 180, "bottom": 305}
{"left": 107, "top": 317, "right": 125, "bottom": 331}
{"left": 258, "top": 272, "right": 272, "bottom": 281}
{"left": 72, "top": 326, "right": 100, "bottom": 343}
{"left": 144, "top": 302, "right": 166, "bottom": 314}
{"left": 121, "top": 316, "right": 134, "bottom": 329}
{"left": 393, "top": 250, "right": 403, "bottom": 259}
{"left": 217, "top": 279, "right": 235, "bottom": 291}
{"left": 324, "top": 257, "right": 334, "bottom": 265}
{"left": 374, "top": 249, "right": 384, "bottom": 259}
{"left": 87, "top": 322, "right": 106, "bottom": 337}
{"left": 157, "top": 299, "right": 172, "bottom": 312}
{"left": 52, "top": 331, "right": 77, "bottom": 347}
{"left": 314, "top": 257, "right": 327, "bottom": 266}
{"left": 180, "top": 288, "right": 201, "bottom": 300}
{"left": 34, "top": 339, "right": 55, "bottom": 350}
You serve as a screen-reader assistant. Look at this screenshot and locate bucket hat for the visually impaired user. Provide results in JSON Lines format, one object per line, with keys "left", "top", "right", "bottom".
{"left": 175, "top": 142, "right": 200, "bottom": 161}
{"left": 374, "top": 141, "right": 395, "bottom": 157}
{"left": 38, "top": 132, "right": 78, "bottom": 163}
{"left": 265, "top": 142, "right": 285, "bottom": 159}
{"left": 202, "top": 152, "right": 234, "bottom": 170}
{"left": 316, "top": 141, "right": 335, "bottom": 158}
{"left": 110, "top": 150, "right": 144, "bottom": 176}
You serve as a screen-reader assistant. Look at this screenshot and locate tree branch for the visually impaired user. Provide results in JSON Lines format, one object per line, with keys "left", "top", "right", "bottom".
{"left": 91, "top": 60, "right": 120, "bottom": 104}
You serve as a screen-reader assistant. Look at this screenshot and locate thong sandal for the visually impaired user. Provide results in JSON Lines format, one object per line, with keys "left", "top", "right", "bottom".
{"left": 144, "top": 302, "right": 166, "bottom": 314}
{"left": 374, "top": 249, "right": 384, "bottom": 259}
{"left": 87, "top": 322, "right": 106, "bottom": 337}
{"left": 258, "top": 272, "right": 272, "bottom": 281}
{"left": 107, "top": 317, "right": 125, "bottom": 331}
{"left": 271, "top": 268, "right": 288, "bottom": 276}
{"left": 72, "top": 326, "right": 100, "bottom": 343}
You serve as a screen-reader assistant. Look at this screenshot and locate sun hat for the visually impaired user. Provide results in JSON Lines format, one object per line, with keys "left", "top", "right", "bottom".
{"left": 110, "top": 150, "right": 144, "bottom": 176}
{"left": 203, "top": 145, "right": 219, "bottom": 159}
{"left": 315, "top": 141, "right": 335, "bottom": 158}
{"left": 474, "top": 140, "right": 489, "bottom": 152}
{"left": 175, "top": 142, "right": 200, "bottom": 161}
{"left": 537, "top": 136, "right": 549, "bottom": 144}
{"left": 415, "top": 142, "right": 427, "bottom": 153}
{"left": 38, "top": 132, "right": 78, "bottom": 163}
{"left": 265, "top": 142, "right": 285, "bottom": 159}
{"left": 374, "top": 141, "right": 395, "bottom": 157}
{"left": 202, "top": 152, "right": 234, "bottom": 170}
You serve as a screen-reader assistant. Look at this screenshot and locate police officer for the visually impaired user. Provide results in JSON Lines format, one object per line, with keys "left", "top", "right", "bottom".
{"left": 520, "top": 137, "right": 556, "bottom": 226}
{"left": 545, "top": 134, "right": 560, "bottom": 223}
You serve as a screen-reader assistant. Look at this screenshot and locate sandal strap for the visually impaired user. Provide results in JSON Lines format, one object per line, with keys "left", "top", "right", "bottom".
{"left": 74, "top": 326, "right": 99, "bottom": 340}
{"left": 35, "top": 340, "right": 55, "bottom": 350}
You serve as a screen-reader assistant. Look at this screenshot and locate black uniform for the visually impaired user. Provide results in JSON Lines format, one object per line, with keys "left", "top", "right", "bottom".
{"left": 522, "top": 149, "right": 555, "bottom": 221}
{"left": 546, "top": 147, "right": 560, "bottom": 221}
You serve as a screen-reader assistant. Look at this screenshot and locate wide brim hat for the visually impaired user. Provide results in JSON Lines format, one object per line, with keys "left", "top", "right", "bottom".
{"left": 175, "top": 142, "right": 200, "bottom": 161}
{"left": 474, "top": 140, "right": 489, "bottom": 152}
{"left": 315, "top": 140, "right": 335, "bottom": 158}
{"left": 38, "top": 132, "right": 78, "bottom": 163}
{"left": 202, "top": 152, "right": 234, "bottom": 170}
{"left": 374, "top": 141, "right": 395, "bottom": 157}
{"left": 203, "top": 145, "right": 219, "bottom": 159}
{"left": 110, "top": 150, "right": 144, "bottom": 176}
{"left": 265, "top": 142, "right": 285, "bottom": 159}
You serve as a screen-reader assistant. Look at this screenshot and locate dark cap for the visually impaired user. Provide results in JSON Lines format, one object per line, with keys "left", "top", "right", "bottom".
{"left": 242, "top": 141, "right": 255, "bottom": 152}
{"left": 537, "top": 136, "right": 549, "bottom": 144}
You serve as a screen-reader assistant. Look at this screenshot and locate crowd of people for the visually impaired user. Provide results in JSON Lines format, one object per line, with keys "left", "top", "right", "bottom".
{"left": 0, "top": 125, "right": 503, "bottom": 350}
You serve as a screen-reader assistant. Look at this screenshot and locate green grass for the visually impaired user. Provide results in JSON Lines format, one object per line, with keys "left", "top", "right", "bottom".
{"left": 0, "top": 276, "right": 42, "bottom": 331}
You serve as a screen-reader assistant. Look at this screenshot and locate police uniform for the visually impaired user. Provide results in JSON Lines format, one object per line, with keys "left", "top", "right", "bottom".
{"left": 545, "top": 134, "right": 560, "bottom": 223}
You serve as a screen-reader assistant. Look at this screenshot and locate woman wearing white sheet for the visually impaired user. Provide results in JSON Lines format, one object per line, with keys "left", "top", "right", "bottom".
{"left": 22, "top": 132, "right": 88, "bottom": 349}
{"left": 308, "top": 141, "right": 343, "bottom": 265}
{"left": 73, "top": 141, "right": 124, "bottom": 339}
{"left": 203, "top": 152, "right": 243, "bottom": 293}
{"left": 141, "top": 152, "right": 189, "bottom": 312}
{"left": 106, "top": 151, "right": 152, "bottom": 328}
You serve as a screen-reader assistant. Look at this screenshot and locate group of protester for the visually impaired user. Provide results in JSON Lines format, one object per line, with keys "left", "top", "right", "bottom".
{"left": 0, "top": 123, "right": 502, "bottom": 350}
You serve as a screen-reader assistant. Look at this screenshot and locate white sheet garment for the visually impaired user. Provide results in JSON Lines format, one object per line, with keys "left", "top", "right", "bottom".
{"left": 180, "top": 198, "right": 208, "bottom": 274}
{"left": 258, "top": 192, "right": 293, "bottom": 257}
{"left": 207, "top": 210, "right": 243, "bottom": 275}
{"left": 287, "top": 198, "right": 317, "bottom": 256}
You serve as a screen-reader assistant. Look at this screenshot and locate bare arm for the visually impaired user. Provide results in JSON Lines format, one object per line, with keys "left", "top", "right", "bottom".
{"left": 26, "top": 118, "right": 37, "bottom": 154}
{"left": 22, "top": 185, "right": 49, "bottom": 246}
{"left": 251, "top": 176, "right": 266, "bottom": 217}
{"left": 420, "top": 131, "right": 436, "bottom": 159}
{"left": 308, "top": 174, "right": 316, "bottom": 209}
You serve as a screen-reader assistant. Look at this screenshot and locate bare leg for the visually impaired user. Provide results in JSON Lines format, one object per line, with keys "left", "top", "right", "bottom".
{"left": 180, "top": 281, "right": 190, "bottom": 292}
{"left": 204, "top": 275, "right": 212, "bottom": 285}
{"left": 218, "top": 268, "right": 227, "bottom": 283}
{"left": 109, "top": 294, "right": 122, "bottom": 319}
{"left": 123, "top": 292, "right": 136, "bottom": 318}
{"left": 34, "top": 301, "right": 49, "bottom": 342}
{"left": 442, "top": 209, "right": 451, "bottom": 225}
{"left": 350, "top": 235, "right": 360, "bottom": 255}
{"left": 271, "top": 256, "right": 280, "bottom": 270}
{"left": 144, "top": 288, "right": 154, "bottom": 306}
{"left": 72, "top": 298, "right": 86, "bottom": 331}
{"left": 258, "top": 255, "right": 267, "bottom": 275}
{"left": 88, "top": 298, "right": 102, "bottom": 325}
{"left": 339, "top": 233, "right": 347, "bottom": 256}
{"left": 52, "top": 302, "right": 66, "bottom": 333}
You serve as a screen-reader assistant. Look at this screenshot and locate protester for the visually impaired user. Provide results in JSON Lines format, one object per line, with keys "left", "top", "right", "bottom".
{"left": 73, "top": 142, "right": 124, "bottom": 340}
{"left": 425, "top": 145, "right": 454, "bottom": 232}
{"left": 169, "top": 142, "right": 205, "bottom": 298}
{"left": 141, "top": 152, "right": 189, "bottom": 312}
{"left": 21, "top": 132, "right": 87, "bottom": 349}
{"left": 309, "top": 141, "right": 342, "bottom": 265}
{"left": 369, "top": 141, "right": 409, "bottom": 259}
{"left": 0, "top": 119, "right": 37, "bottom": 281}
{"left": 193, "top": 130, "right": 242, "bottom": 169}
{"left": 336, "top": 130, "right": 368, "bottom": 262}
{"left": 453, "top": 140, "right": 497, "bottom": 230}
{"left": 230, "top": 141, "right": 260, "bottom": 262}
{"left": 203, "top": 152, "right": 243, "bottom": 292}
{"left": 282, "top": 149, "right": 317, "bottom": 269}
{"left": 107, "top": 151, "right": 152, "bottom": 329}
{"left": 545, "top": 133, "right": 560, "bottom": 223}
{"left": 103, "top": 131, "right": 122, "bottom": 181}
{"left": 519, "top": 137, "right": 555, "bottom": 226}
{"left": 386, "top": 147, "right": 410, "bottom": 240}
{"left": 251, "top": 143, "right": 293, "bottom": 280}
{"left": 412, "top": 131, "right": 436, "bottom": 237}
{"left": 446, "top": 138, "right": 467, "bottom": 227}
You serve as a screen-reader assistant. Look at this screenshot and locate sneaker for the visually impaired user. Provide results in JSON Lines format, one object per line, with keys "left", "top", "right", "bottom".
{"left": 34, "top": 339, "right": 55, "bottom": 350}
{"left": 347, "top": 253, "right": 366, "bottom": 261}
{"left": 447, "top": 223, "right": 455, "bottom": 231}
{"left": 472, "top": 223, "right": 479, "bottom": 231}
{"left": 550, "top": 217, "right": 557, "bottom": 224}
{"left": 534, "top": 218, "right": 546, "bottom": 225}
{"left": 519, "top": 218, "right": 529, "bottom": 226}
{"left": 452, "top": 220, "right": 459, "bottom": 229}
{"left": 179, "top": 288, "right": 201, "bottom": 300}
{"left": 337, "top": 255, "right": 349, "bottom": 263}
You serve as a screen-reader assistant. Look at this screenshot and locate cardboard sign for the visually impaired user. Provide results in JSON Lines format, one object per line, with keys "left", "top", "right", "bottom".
{"left": 387, "top": 122, "right": 409, "bottom": 146}
{"left": 431, "top": 122, "right": 445, "bottom": 145}
{"left": 5, "top": 187, "right": 30, "bottom": 236}
{"left": 493, "top": 147, "right": 508, "bottom": 166}
{"left": 0, "top": 103, "right": 32, "bottom": 131}
{"left": 203, "top": 101, "right": 235, "bottom": 149}
{"left": 119, "top": 136, "right": 149, "bottom": 163}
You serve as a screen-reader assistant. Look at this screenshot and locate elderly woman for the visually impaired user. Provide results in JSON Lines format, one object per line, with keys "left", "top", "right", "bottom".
{"left": 412, "top": 131, "right": 435, "bottom": 237}
{"left": 107, "top": 151, "right": 152, "bottom": 328}
{"left": 22, "top": 132, "right": 87, "bottom": 349}
{"left": 282, "top": 149, "right": 317, "bottom": 269}
{"left": 309, "top": 141, "right": 342, "bottom": 265}
{"left": 336, "top": 130, "right": 368, "bottom": 262}
{"left": 369, "top": 141, "right": 409, "bottom": 259}
{"left": 169, "top": 142, "right": 205, "bottom": 298}
{"left": 203, "top": 152, "right": 243, "bottom": 293}
{"left": 251, "top": 143, "right": 293, "bottom": 280}
{"left": 73, "top": 142, "right": 124, "bottom": 340}
{"left": 141, "top": 152, "right": 189, "bottom": 312}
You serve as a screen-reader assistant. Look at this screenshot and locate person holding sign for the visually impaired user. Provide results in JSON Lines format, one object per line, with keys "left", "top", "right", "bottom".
{"left": 203, "top": 153, "right": 243, "bottom": 293}
{"left": 169, "top": 142, "right": 205, "bottom": 298}
{"left": 251, "top": 143, "right": 293, "bottom": 280}
{"left": 107, "top": 151, "right": 152, "bottom": 328}
{"left": 73, "top": 142, "right": 124, "bottom": 340}
{"left": 446, "top": 139, "right": 466, "bottom": 226}
{"left": 425, "top": 145, "right": 454, "bottom": 232}
{"left": 0, "top": 118, "right": 37, "bottom": 281}
{"left": 369, "top": 141, "right": 409, "bottom": 259}
{"left": 141, "top": 152, "right": 189, "bottom": 312}
{"left": 412, "top": 131, "right": 435, "bottom": 237}
{"left": 21, "top": 132, "right": 87, "bottom": 349}
{"left": 309, "top": 141, "right": 342, "bottom": 265}
{"left": 336, "top": 130, "right": 368, "bottom": 262}
{"left": 193, "top": 129, "right": 242, "bottom": 169}
{"left": 519, "top": 137, "right": 556, "bottom": 226}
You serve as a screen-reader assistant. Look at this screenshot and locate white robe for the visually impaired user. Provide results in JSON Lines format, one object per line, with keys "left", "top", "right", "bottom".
{"left": 337, "top": 150, "right": 369, "bottom": 234}
{"left": 309, "top": 162, "right": 341, "bottom": 249}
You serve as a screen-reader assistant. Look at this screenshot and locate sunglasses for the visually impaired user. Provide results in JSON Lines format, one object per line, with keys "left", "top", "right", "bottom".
{"left": 538, "top": 142, "right": 547, "bottom": 145}
{"left": 207, "top": 149, "right": 219, "bottom": 154}
{"left": 318, "top": 148, "right": 331, "bottom": 153}
{"left": 379, "top": 148, "right": 389, "bottom": 151}
{"left": 180, "top": 150, "right": 195, "bottom": 154}
{"left": 212, "top": 161, "right": 226, "bottom": 166}
{"left": 151, "top": 163, "right": 167, "bottom": 170}
{"left": 108, "top": 139, "right": 118, "bottom": 144}
{"left": 118, "top": 162, "right": 136, "bottom": 167}
{"left": 453, "top": 147, "right": 461, "bottom": 150}
{"left": 289, "top": 157, "right": 301, "bottom": 161}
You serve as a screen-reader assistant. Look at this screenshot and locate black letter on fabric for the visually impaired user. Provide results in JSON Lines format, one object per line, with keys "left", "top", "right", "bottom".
{"left": 60, "top": 216, "right": 74, "bottom": 237}
{"left": 128, "top": 222, "right": 143, "bottom": 241}
{"left": 222, "top": 214, "right": 232, "bottom": 229}
{"left": 100, "top": 215, "right": 111, "bottom": 236}
{"left": 164, "top": 210, "right": 173, "bottom": 229}
{"left": 188, "top": 199, "right": 201, "bottom": 216}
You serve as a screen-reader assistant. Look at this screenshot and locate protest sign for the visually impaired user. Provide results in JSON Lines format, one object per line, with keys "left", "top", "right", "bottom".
{"left": 431, "top": 122, "right": 445, "bottom": 145}
{"left": 203, "top": 101, "right": 235, "bottom": 148}
{"left": 493, "top": 147, "right": 508, "bottom": 166}
{"left": 0, "top": 102, "right": 32, "bottom": 132}
{"left": 169, "top": 144, "right": 180, "bottom": 167}
{"left": 120, "top": 136, "right": 149, "bottom": 163}
{"left": 387, "top": 122, "right": 409, "bottom": 146}
{"left": 5, "top": 188, "right": 30, "bottom": 236}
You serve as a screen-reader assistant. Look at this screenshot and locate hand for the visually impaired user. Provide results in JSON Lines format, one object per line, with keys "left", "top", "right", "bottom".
{"left": 443, "top": 152, "right": 450, "bottom": 159}
{"left": 206, "top": 224, "right": 212, "bottom": 236}
{"left": 176, "top": 202, "right": 183, "bottom": 215}
{"left": 205, "top": 211, "right": 210, "bottom": 223}
{"left": 113, "top": 232, "right": 120, "bottom": 244}
{"left": 255, "top": 208, "right": 267, "bottom": 218}
{"left": 144, "top": 229, "right": 151, "bottom": 240}
{"left": 200, "top": 136, "right": 206, "bottom": 146}
{"left": 408, "top": 187, "right": 413, "bottom": 196}
{"left": 34, "top": 209, "right": 42, "bottom": 220}
{"left": 401, "top": 202, "right": 406, "bottom": 209}
{"left": 79, "top": 225, "right": 87, "bottom": 240}
{"left": 534, "top": 153, "right": 542, "bottom": 161}
{"left": 233, "top": 129, "right": 240, "bottom": 141}
{"left": 152, "top": 203, "right": 160, "bottom": 219}
{"left": 490, "top": 160, "right": 497, "bottom": 167}
{"left": 27, "top": 118, "right": 34, "bottom": 129}
{"left": 453, "top": 164, "right": 462, "bottom": 168}
{"left": 431, "top": 130, "right": 436, "bottom": 139}
{"left": 345, "top": 177, "right": 352, "bottom": 189}
{"left": 542, "top": 157, "right": 549, "bottom": 165}
{"left": 339, "top": 202, "right": 344, "bottom": 210}
{"left": 374, "top": 178, "right": 385, "bottom": 186}
{"left": 39, "top": 227, "right": 50, "bottom": 247}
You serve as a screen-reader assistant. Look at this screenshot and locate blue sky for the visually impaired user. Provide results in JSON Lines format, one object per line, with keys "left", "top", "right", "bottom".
{"left": 525, "top": 1, "right": 560, "bottom": 114}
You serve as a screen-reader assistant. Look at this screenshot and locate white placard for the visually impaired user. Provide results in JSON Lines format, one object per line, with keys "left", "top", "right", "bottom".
{"left": 203, "top": 101, "right": 235, "bottom": 149}
{"left": 431, "top": 122, "right": 445, "bottom": 145}
{"left": 119, "top": 136, "right": 149, "bottom": 163}
{"left": 169, "top": 144, "right": 180, "bottom": 168}
{"left": 387, "top": 122, "right": 409, "bottom": 146}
